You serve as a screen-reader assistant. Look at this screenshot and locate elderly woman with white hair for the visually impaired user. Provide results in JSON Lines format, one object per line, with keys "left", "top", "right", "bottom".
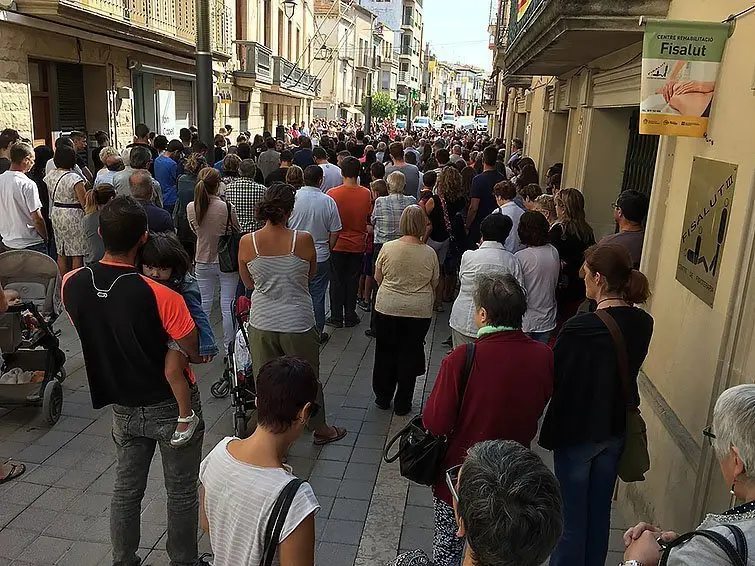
{"left": 622, "top": 383, "right": 755, "bottom": 565}
{"left": 371, "top": 171, "right": 417, "bottom": 252}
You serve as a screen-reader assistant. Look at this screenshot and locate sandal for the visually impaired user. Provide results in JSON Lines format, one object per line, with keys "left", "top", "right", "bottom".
{"left": 0, "top": 460, "right": 26, "bottom": 484}
{"left": 171, "top": 410, "right": 200, "bottom": 446}
{"left": 313, "top": 426, "right": 347, "bottom": 446}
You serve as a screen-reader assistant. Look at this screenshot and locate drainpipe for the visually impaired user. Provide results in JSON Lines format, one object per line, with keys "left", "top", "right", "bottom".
{"left": 196, "top": 0, "right": 214, "bottom": 145}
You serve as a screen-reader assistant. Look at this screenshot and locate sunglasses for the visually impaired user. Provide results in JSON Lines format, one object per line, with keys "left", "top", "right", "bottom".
{"left": 445, "top": 464, "right": 462, "bottom": 503}
{"left": 703, "top": 425, "right": 716, "bottom": 446}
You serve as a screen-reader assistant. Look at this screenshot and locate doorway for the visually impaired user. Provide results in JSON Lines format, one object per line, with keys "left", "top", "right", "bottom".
{"left": 621, "top": 108, "right": 660, "bottom": 198}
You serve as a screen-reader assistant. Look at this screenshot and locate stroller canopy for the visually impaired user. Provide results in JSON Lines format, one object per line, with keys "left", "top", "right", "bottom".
{"left": 0, "top": 250, "right": 62, "bottom": 316}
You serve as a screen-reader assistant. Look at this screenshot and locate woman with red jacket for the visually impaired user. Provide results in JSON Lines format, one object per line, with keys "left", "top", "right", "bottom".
{"left": 423, "top": 272, "right": 554, "bottom": 566}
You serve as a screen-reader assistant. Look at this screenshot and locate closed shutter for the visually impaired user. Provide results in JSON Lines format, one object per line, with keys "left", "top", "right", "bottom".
{"left": 173, "top": 79, "right": 194, "bottom": 129}
{"left": 56, "top": 63, "right": 86, "bottom": 131}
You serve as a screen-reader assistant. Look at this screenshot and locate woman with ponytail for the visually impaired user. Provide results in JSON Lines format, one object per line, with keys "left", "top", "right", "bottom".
{"left": 238, "top": 184, "right": 347, "bottom": 446}
{"left": 82, "top": 183, "right": 115, "bottom": 264}
{"left": 540, "top": 243, "right": 654, "bottom": 566}
{"left": 187, "top": 167, "right": 240, "bottom": 355}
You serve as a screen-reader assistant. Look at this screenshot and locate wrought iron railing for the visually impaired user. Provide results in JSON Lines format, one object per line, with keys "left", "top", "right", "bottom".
{"left": 272, "top": 56, "right": 321, "bottom": 96}
{"left": 236, "top": 42, "right": 274, "bottom": 83}
{"left": 507, "top": 0, "right": 545, "bottom": 47}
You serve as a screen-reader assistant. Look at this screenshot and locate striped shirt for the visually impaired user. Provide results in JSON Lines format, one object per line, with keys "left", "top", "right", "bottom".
{"left": 371, "top": 194, "right": 417, "bottom": 244}
{"left": 247, "top": 230, "right": 315, "bottom": 333}
{"left": 200, "top": 437, "right": 320, "bottom": 566}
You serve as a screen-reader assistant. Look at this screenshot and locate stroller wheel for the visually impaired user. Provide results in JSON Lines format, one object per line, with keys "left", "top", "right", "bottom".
{"left": 234, "top": 413, "right": 248, "bottom": 439}
{"left": 211, "top": 379, "right": 230, "bottom": 399}
{"left": 43, "top": 379, "right": 63, "bottom": 425}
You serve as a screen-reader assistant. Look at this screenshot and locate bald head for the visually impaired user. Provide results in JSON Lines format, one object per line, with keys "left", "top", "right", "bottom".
{"left": 129, "top": 170, "right": 154, "bottom": 200}
{"left": 106, "top": 154, "right": 124, "bottom": 172}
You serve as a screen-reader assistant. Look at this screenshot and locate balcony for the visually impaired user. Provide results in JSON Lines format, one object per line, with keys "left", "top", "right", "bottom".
{"left": 356, "top": 53, "right": 373, "bottom": 70}
{"left": 401, "top": 14, "right": 414, "bottom": 28}
{"left": 399, "top": 45, "right": 412, "bottom": 58}
{"left": 236, "top": 42, "right": 274, "bottom": 84}
{"left": 15, "top": 0, "right": 233, "bottom": 58}
{"left": 273, "top": 56, "right": 322, "bottom": 96}
{"left": 504, "top": 0, "right": 669, "bottom": 76}
{"left": 398, "top": 70, "right": 409, "bottom": 85}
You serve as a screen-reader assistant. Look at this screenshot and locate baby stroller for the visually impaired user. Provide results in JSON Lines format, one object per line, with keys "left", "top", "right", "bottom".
{"left": 0, "top": 250, "right": 67, "bottom": 425}
{"left": 210, "top": 296, "right": 256, "bottom": 438}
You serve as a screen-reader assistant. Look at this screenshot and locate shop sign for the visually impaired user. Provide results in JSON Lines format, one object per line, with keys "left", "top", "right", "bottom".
{"left": 676, "top": 157, "right": 737, "bottom": 307}
{"left": 157, "top": 90, "right": 176, "bottom": 137}
{"left": 640, "top": 20, "right": 730, "bottom": 137}
{"left": 217, "top": 82, "right": 233, "bottom": 104}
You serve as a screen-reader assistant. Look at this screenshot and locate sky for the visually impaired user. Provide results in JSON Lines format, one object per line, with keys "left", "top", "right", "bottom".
{"left": 422, "top": 0, "right": 493, "bottom": 73}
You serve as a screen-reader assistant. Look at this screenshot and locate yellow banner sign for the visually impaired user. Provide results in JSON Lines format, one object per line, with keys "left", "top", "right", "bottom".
{"left": 517, "top": 0, "right": 532, "bottom": 21}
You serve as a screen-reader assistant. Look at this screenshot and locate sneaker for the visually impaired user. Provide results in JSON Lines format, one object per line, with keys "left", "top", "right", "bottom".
{"left": 326, "top": 317, "right": 344, "bottom": 328}
{"left": 171, "top": 410, "right": 200, "bottom": 446}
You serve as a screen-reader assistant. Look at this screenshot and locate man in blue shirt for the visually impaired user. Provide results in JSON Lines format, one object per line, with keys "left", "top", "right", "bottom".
{"left": 292, "top": 136, "right": 315, "bottom": 168}
{"left": 153, "top": 140, "right": 184, "bottom": 213}
{"left": 466, "top": 146, "right": 504, "bottom": 246}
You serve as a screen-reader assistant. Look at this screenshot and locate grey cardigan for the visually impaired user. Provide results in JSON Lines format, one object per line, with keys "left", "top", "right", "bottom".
{"left": 668, "top": 506, "right": 755, "bottom": 565}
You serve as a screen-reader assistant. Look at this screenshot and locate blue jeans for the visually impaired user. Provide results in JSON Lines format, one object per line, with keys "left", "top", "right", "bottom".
{"left": 309, "top": 259, "right": 331, "bottom": 335}
{"left": 527, "top": 330, "right": 553, "bottom": 344}
{"left": 549, "top": 436, "right": 624, "bottom": 566}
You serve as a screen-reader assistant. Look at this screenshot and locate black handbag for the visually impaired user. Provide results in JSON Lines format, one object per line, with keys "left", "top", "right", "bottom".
{"left": 217, "top": 200, "right": 241, "bottom": 273}
{"left": 659, "top": 524, "right": 747, "bottom": 566}
{"left": 383, "top": 342, "right": 475, "bottom": 486}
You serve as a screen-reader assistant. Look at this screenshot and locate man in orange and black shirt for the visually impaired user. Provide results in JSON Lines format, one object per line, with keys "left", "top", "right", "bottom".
{"left": 62, "top": 196, "right": 208, "bottom": 566}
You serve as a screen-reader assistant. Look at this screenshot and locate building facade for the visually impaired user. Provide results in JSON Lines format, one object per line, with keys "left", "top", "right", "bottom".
{"left": 0, "top": 0, "right": 232, "bottom": 149}
{"left": 492, "top": 0, "right": 755, "bottom": 532}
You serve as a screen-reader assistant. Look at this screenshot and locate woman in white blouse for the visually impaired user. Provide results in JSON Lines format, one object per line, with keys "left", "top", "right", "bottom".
{"left": 449, "top": 214, "right": 524, "bottom": 348}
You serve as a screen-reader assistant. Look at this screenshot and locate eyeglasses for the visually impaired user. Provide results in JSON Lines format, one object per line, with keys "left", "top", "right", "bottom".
{"left": 703, "top": 425, "right": 716, "bottom": 446}
{"left": 445, "top": 464, "right": 462, "bottom": 503}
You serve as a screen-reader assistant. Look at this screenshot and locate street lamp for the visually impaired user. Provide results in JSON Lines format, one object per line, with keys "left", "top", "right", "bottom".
{"left": 283, "top": 0, "right": 296, "bottom": 20}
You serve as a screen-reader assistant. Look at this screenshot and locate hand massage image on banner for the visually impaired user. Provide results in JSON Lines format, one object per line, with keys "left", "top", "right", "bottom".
{"left": 640, "top": 20, "right": 730, "bottom": 137}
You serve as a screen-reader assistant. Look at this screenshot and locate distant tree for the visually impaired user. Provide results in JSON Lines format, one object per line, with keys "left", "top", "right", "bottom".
{"left": 369, "top": 91, "right": 397, "bottom": 120}
{"left": 419, "top": 101, "right": 429, "bottom": 113}
{"left": 397, "top": 100, "right": 409, "bottom": 117}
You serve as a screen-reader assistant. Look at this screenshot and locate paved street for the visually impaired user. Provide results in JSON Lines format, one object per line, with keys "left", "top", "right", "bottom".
{"left": 0, "top": 305, "right": 629, "bottom": 566}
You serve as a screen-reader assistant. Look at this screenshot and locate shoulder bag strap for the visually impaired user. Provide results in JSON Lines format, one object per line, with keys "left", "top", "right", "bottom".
{"left": 595, "top": 309, "right": 635, "bottom": 409}
{"left": 51, "top": 171, "right": 75, "bottom": 203}
{"left": 224, "top": 199, "right": 233, "bottom": 235}
{"left": 660, "top": 528, "right": 746, "bottom": 566}
{"left": 260, "top": 478, "right": 304, "bottom": 566}
{"left": 722, "top": 524, "right": 748, "bottom": 561}
{"left": 449, "top": 342, "right": 476, "bottom": 433}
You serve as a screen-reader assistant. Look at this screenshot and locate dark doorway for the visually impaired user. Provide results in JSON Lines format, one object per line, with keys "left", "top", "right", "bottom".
{"left": 621, "top": 108, "right": 660, "bottom": 197}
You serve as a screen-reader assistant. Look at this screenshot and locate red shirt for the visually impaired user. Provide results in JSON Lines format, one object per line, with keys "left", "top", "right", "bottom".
{"left": 327, "top": 184, "right": 372, "bottom": 253}
{"left": 423, "top": 331, "right": 553, "bottom": 505}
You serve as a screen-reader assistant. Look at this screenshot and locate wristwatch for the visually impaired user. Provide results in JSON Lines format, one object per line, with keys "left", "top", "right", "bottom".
{"left": 620, "top": 561, "right": 643, "bottom": 566}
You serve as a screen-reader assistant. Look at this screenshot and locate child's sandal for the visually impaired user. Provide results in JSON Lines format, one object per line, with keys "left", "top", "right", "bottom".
{"left": 170, "top": 410, "right": 199, "bottom": 447}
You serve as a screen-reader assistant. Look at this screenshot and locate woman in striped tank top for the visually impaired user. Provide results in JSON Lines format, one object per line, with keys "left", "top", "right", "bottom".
{"left": 238, "top": 184, "right": 347, "bottom": 445}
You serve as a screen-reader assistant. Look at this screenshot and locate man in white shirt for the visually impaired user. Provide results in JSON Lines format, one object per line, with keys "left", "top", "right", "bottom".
{"left": 494, "top": 180, "right": 525, "bottom": 253}
{"left": 256, "top": 137, "right": 281, "bottom": 180}
{"left": 313, "top": 147, "right": 342, "bottom": 192}
{"left": 0, "top": 142, "right": 48, "bottom": 253}
{"left": 288, "top": 165, "right": 342, "bottom": 344}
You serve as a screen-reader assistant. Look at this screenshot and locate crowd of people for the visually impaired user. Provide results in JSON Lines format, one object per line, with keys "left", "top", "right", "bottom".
{"left": 0, "top": 120, "right": 752, "bottom": 566}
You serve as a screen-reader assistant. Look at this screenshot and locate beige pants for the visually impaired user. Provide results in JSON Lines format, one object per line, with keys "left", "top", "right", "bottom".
{"left": 451, "top": 329, "right": 476, "bottom": 349}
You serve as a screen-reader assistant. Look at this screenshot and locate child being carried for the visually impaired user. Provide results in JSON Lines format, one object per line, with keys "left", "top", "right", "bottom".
{"left": 140, "top": 232, "right": 219, "bottom": 446}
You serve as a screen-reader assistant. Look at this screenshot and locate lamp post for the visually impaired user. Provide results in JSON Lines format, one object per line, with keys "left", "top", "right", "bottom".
{"left": 196, "top": 0, "right": 213, "bottom": 145}
{"left": 364, "top": 15, "right": 375, "bottom": 136}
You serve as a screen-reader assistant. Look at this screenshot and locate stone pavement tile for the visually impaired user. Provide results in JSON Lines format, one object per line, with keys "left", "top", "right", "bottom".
{"left": 337, "top": 408, "right": 367, "bottom": 421}
{"left": 359, "top": 420, "right": 391, "bottom": 436}
{"left": 399, "top": 526, "right": 433, "bottom": 556}
{"left": 15, "top": 535, "right": 73, "bottom": 564}
{"left": 28, "top": 486, "right": 82, "bottom": 512}
{"left": 336, "top": 479, "right": 374, "bottom": 501}
{"left": 288, "top": 439, "right": 323, "bottom": 459}
{"left": 354, "top": 434, "right": 387, "bottom": 450}
{"left": 0, "top": 440, "right": 30, "bottom": 459}
{"left": 309, "top": 476, "right": 343, "bottom": 498}
{"left": 15, "top": 443, "right": 60, "bottom": 464}
{"left": 355, "top": 495, "right": 405, "bottom": 565}
{"left": 139, "top": 522, "right": 168, "bottom": 550}
{"left": 4, "top": 427, "right": 48, "bottom": 445}
{"left": 318, "top": 444, "right": 353, "bottom": 463}
{"left": 349, "top": 447, "right": 383, "bottom": 465}
{"left": 403, "top": 505, "right": 433, "bottom": 529}
{"left": 606, "top": 550, "right": 624, "bottom": 565}
{"left": 66, "top": 491, "right": 112, "bottom": 517}
{"left": 0, "top": 528, "right": 38, "bottom": 560}
{"left": 0, "top": 502, "right": 25, "bottom": 529}
{"left": 54, "top": 416, "right": 95, "bottom": 434}
{"left": 312, "top": 459, "right": 348, "bottom": 480}
{"left": 407, "top": 485, "right": 434, "bottom": 508}
{"left": 0, "top": 481, "right": 49, "bottom": 507}
{"left": 142, "top": 549, "right": 171, "bottom": 566}
{"left": 43, "top": 513, "right": 100, "bottom": 539}
{"left": 77, "top": 516, "right": 111, "bottom": 544}
{"left": 56, "top": 541, "right": 110, "bottom": 566}
{"left": 287, "top": 456, "right": 315, "bottom": 478}
{"left": 329, "top": 498, "right": 370, "bottom": 523}
{"left": 344, "top": 462, "right": 379, "bottom": 483}
{"left": 54, "top": 469, "right": 105, "bottom": 491}
{"left": 317, "top": 496, "right": 335, "bottom": 519}
{"left": 342, "top": 395, "right": 372, "bottom": 409}
{"left": 323, "top": 381, "right": 352, "bottom": 396}
{"left": 6, "top": 506, "right": 58, "bottom": 534}
{"left": 321, "top": 519, "right": 365, "bottom": 545}
{"left": 63, "top": 433, "right": 111, "bottom": 454}
{"left": 316, "top": 542, "right": 359, "bottom": 566}
{"left": 33, "top": 429, "right": 76, "bottom": 449}
{"left": 18, "top": 465, "right": 67, "bottom": 486}
{"left": 331, "top": 418, "right": 363, "bottom": 435}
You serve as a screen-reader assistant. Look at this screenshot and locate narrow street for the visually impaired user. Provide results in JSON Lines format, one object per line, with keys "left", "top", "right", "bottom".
{"left": 0, "top": 308, "right": 629, "bottom": 566}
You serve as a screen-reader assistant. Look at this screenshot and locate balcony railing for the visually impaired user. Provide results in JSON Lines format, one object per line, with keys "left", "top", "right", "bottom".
{"left": 37, "top": 0, "right": 232, "bottom": 55}
{"left": 398, "top": 71, "right": 409, "bottom": 84}
{"left": 400, "top": 45, "right": 412, "bottom": 57}
{"left": 236, "top": 42, "right": 274, "bottom": 83}
{"left": 507, "top": 0, "right": 544, "bottom": 46}
{"left": 273, "top": 56, "right": 322, "bottom": 96}
{"left": 402, "top": 14, "right": 414, "bottom": 27}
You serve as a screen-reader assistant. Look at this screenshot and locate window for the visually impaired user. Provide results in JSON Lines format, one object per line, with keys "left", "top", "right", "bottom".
{"left": 287, "top": 20, "right": 292, "bottom": 60}
{"left": 264, "top": 0, "right": 271, "bottom": 48}
{"left": 278, "top": 10, "right": 285, "bottom": 56}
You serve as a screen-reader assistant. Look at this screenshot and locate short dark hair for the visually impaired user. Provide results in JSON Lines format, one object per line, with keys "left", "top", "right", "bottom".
{"left": 54, "top": 136, "right": 74, "bottom": 151}
{"left": 483, "top": 146, "right": 498, "bottom": 166}
{"left": 266, "top": 137, "right": 277, "bottom": 149}
{"left": 356, "top": 130, "right": 365, "bottom": 141}
{"left": 167, "top": 139, "right": 184, "bottom": 153}
{"left": 256, "top": 357, "right": 318, "bottom": 434}
{"left": 493, "top": 180, "right": 517, "bottom": 201}
{"left": 129, "top": 146, "right": 152, "bottom": 170}
{"left": 70, "top": 131, "right": 86, "bottom": 142}
{"left": 423, "top": 170, "right": 437, "bottom": 188}
{"left": 299, "top": 136, "right": 312, "bottom": 149}
{"left": 139, "top": 231, "right": 191, "bottom": 282}
{"left": 99, "top": 196, "right": 147, "bottom": 253}
{"left": 389, "top": 142, "right": 404, "bottom": 160}
{"left": 153, "top": 135, "right": 168, "bottom": 152}
{"left": 341, "top": 156, "right": 361, "bottom": 179}
{"left": 179, "top": 128, "right": 192, "bottom": 143}
{"left": 436, "top": 148, "right": 450, "bottom": 165}
{"left": 236, "top": 142, "right": 252, "bottom": 160}
{"left": 520, "top": 183, "right": 542, "bottom": 201}
{"left": 0, "top": 130, "right": 20, "bottom": 150}
{"left": 518, "top": 210, "right": 551, "bottom": 247}
{"left": 304, "top": 164, "right": 324, "bottom": 187}
{"left": 616, "top": 190, "right": 649, "bottom": 223}
{"left": 135, "top": 123, "right": 150, "bottom": 139}
{"left": 9, "top": 142, "right": 33, "bottom": 165}
{"left": 53, "top": 146, "right": 77, "bottom": 170}
{"left": 312, "top": 147, "right": 328, "bottom": 161}
{"left": 405, "top": 151, "right": 417, "bottom": 165}
{"left": 511, "top": 137, "right": 523, "bottom": 150}
{"left": 472, "top": 273, "right": 526, "bottom": 328}
{"left": 280, "top": 150, "right": 294, "bottom": 163}
{"left": 459, "top": 440, "right": 563, "bottom": 566}
{"left": 370, "top": 161, "right": 385, "bottom": 180}
{"left": 257, "top": 183, "right": 295, "bottom": 225}
{"left": 480, "top": 213, "right": 512, "bottom": 245}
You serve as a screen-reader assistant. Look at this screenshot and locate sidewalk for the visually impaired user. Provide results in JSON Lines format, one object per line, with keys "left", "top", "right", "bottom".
{"left": 0, "top": 307, "right": 628, "bottom": 565}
